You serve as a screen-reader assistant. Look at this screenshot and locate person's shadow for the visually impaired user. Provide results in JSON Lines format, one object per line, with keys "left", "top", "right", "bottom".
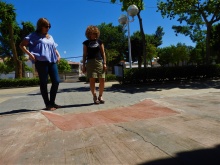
{"left": 0, "top": 103, "right": 94, "bottom": 116}
{"left": 0, "top": 109, "right": 38, "bottom": 115}
{"left": 54, "top": 103, "right": 94, "bottom": 109}
{"left": 138, "top": 144, "right": 220, "bottom": 165}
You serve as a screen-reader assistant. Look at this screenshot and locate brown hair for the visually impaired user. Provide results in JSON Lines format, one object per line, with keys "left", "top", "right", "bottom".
{"left": 36, "top": 18, "right": 51, "bottom": 37}
{"left": 85, "top": 25, "right": 100, "bottom": 40}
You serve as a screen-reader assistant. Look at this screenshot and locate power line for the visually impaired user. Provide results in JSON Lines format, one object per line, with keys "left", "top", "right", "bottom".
{"left": 87, "top": 0, "right": 121, "bottom": 5}
{"left": 62, "top": 56, "right": 82, "bottom": 59}
{"left": 87, "top": 0, "right": 157, "bottom": 8}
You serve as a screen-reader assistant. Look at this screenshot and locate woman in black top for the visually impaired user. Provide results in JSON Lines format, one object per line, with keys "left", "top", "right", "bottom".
{"left": 82, "top": 25, "right": 107, "bottom": 104}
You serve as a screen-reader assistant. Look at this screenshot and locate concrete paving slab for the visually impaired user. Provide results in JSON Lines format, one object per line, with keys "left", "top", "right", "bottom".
{"left": 0, "top": 80, "right": 220, "bottom": 164}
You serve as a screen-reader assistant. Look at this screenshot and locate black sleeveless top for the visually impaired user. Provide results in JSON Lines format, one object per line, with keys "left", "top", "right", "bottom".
{"left": 83, "top": 39, "right": 103, "bottom": 60}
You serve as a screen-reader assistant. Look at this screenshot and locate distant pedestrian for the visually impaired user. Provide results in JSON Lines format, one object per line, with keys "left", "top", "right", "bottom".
{"left": 82, "top": 25, "right": 107, "bottom": 104}
{"left": 20, "top": 18, "right": 61, "bottom": 111}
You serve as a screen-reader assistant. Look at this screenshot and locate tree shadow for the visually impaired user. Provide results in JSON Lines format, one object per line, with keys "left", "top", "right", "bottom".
{"left": 56, "top": 83, "right": 163, "bottom": 94}
{"left": 58, "top": 86, "right": 90, "bottom": 93}
{"left": 138, "top": 144, "right": 220, "bottom": 165}
{"left": 55, "top": 79, "right": 220, "bottom": 95}
{"left": 113, "top": 79, "right": 220, "bottom": 94}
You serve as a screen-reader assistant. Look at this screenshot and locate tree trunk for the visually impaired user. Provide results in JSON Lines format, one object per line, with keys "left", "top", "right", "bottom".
{"left": 138, "top": 54, "right": 142, "bottom": 68}
{"left": 22, "top": 61, "right": 25, "bottom": 78}
{"left": 137, "top": 13, "right": 146, "bottom": 68}
{"left": 206, "top": 23, "right": 212, "bottom": 65}
{"left": 9, "top": 23, "right": 22, "bottom": 78}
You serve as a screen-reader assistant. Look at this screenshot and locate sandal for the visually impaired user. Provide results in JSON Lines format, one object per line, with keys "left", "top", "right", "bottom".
{"left": 98, "top": 95, "right": 105, "bottom": 104}
{"left": 93, "top": 95, "right": 100, "bottom": 104}
{"left": 46, "top": 105, "right": 56, "bottom": 111}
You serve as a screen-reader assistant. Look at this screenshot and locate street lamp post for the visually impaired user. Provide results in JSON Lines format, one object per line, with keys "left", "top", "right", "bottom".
{"left": 118, "top": 5, "right": 139, "bottom": 69}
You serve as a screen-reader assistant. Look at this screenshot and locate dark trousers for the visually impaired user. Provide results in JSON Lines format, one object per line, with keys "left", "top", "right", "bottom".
{"left": 35, "top": 61, "right": 60, "bottom": 106}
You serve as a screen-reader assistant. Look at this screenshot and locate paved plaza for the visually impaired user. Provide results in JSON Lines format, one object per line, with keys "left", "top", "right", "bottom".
{"left": 0, "top": 80, "right": 220, "bottom": 165}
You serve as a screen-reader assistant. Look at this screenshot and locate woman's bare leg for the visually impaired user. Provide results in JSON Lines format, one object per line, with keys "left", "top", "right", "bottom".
{"left": 90, "top": 78, "right": 100, "bottom": 104}
{"left": 89, "top": 78, "right": 96, "bottom": 96}
{"left": 98, "top": 78, "right": 105, "bottom": 99}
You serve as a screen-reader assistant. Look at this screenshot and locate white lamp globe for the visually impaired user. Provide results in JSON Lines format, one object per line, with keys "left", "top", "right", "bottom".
{"left": 118, "top": 14, "right": 128, "bottom": 25}
{"left": 127, "top": 5, "right": 139, "bottom": 17}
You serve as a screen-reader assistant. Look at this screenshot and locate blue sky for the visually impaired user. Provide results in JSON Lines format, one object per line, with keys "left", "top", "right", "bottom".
{"left": 4, "top": 0, "right": 195, "bottom": 62}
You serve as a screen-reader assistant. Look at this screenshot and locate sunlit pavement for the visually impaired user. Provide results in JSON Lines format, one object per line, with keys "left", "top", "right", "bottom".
{"left": 0, "top": 80, "right": 220, "bottom": 164}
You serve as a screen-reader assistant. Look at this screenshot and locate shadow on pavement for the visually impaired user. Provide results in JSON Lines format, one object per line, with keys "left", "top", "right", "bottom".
{"left": 28, "top": 93, "right": 41, "bottom": 96}
{"left": 111, "top": 79, "right": 220, "bottom": 92}
{"left": 56, "top": 80, "right": 220, "bottom": 94}
{"left": 0, "top": 104, "right": 93, "bottom": 115}
{"left": 0, "top": 109, "right": 38, "bottom": 116}
{"left": 138, "top": 144, "right": 220, "bottom": 165}
{"left": 58, "top": 103, "right": 94, "bottom": 108}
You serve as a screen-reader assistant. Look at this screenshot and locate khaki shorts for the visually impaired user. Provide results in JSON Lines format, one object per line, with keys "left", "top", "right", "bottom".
{"left": 86, "top": 59, "right": 105, "bottom": 79}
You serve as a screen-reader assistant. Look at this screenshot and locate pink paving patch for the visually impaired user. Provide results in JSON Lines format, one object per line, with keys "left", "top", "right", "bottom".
{"left": 41, "top": 99, "right": 178, "bottom": 131}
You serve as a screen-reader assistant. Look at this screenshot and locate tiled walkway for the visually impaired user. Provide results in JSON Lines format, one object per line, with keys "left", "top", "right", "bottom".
{"left": 1, "top": 80, "right": 220, "bottom": 164}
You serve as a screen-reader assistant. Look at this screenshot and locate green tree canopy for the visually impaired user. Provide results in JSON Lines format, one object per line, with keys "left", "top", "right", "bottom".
{"left": 157, "top": 0, "right": 220, "bottom": 64}
{"left": 0, "top": 57, "right": 14, "bottom": 74}
{"left": 211, "top": 23, "right": 220, "bottom": 63}
{"left": 149, "top": 26, "right": 164, "bottom": 48}
{"left": 58, "top": 58, "right": 71, "bottom": 73}
{"left": 110, "top": 0, "right": 147, "bottom": 67}
{"left": 97, "top": 23, "right": 127, "bottom": 68}
{"left": 131, "top": 31, "right": 142, "bottom": 65}
{"left": 0, "top": 1, "right": 21, "bottom": 78}
{"left": 130, "top": 27, "right": 164, "bottom": 67}
{"left": 0, "top": 1, "right": 35, "bottom": 78}
{"left": 157, "top": 43, "right": 191, "bottom": 66}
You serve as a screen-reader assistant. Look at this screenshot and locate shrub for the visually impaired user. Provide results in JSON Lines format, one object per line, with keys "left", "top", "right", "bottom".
{"left": 0, "top": 78, "right": 40, "bottom": 88}
{"left": 78, "top": 74, "right": 117, "bottom": 82}
{"left": 118, "top": 65, "right": 220, "bottom": 84}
